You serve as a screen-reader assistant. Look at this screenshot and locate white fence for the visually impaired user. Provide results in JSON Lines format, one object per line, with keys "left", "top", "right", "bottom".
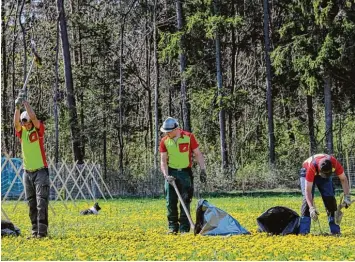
{"left": 1, "top": 154, "right": 113, "bottom": 219}
{"left": 336, "top": 154, "right": 355, "bottom": 188}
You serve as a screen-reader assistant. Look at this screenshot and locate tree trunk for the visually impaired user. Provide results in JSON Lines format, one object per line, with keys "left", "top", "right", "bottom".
{"left": 116, "top": 1, "right": 136, "bottom": 174}
{"left": 229, "top": 0, "right": 236, "bottom": 165}
{"left": 53, "top": 20, "right": 60, "bottom": 165}
{"left": 57, "top": 0, "right": 83, "bottom": 164}
{"left": 336, "top": 113, "right": 343, "bottom": 155}
{"left": 145, "top": 0, "right": 153, "bottom": 151}
{"left": 324, "top": 76, "right": 333, "bottom": 154}
{"left": 306, "top": 95, "right": 316, "bottom": 155}
{"left": 118, "top": 22, "right": 125, "bottom": 174}
{"left": 176, "top": 0, "right": 190, "bottom": 131}
{"left": 214, "top": 0, "right": 228, "bottom": 169}
{"left": 11, "top": 2, "right": 21, "bottom": 155}
{"left": 103, "top": 69, "right": 107, "bottom": 180}
{"left": 153, "top": 0, "right": 160, "bottom": 170}
{"left": 102, "top": 51, "right": 107, "bottom": 179}
{"left": 70, "top": 0, "right": 85, "bottom": 159}
{"left": 1, "top": 4, "right": 9, "bottom": 153}
{"left": 263, "top": 0, "right": 275, "bottom": 165}
{"left": 168, "top": 72, "right": 172, "bottom": 116}
{"left": 285, "top": 105, "right": 295, "bottom": 144}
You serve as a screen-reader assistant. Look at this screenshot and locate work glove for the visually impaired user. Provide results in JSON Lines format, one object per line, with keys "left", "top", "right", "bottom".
{"left": 309, "top": 206, "right": 319, "bottom": 221}
{"left": 343, "top": 194, "right": 352, "bottom": 208}
{"left": 15, "top": 97, "right": 23, "bottom": 109}
{"left": 18, "top": 90, "right": 27, "bottom": 101}
{"left": 200, "top": 169, "right": 207, "bottom": 183}
{"left": 165, "top": 176, "right": 175, "bottom": 184}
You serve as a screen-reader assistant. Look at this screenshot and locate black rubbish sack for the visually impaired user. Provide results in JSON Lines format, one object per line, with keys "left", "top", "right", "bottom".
{"left": 194, "top": 199, "right": 250, "bottom": 236}
{"left": 257, "top": 206, "right": 300, "bottom": 235}
{"left": 1, "top": 220, "right": 21, "bottom": 237}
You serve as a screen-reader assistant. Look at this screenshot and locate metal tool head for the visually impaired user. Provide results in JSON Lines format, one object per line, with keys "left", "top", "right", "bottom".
{"left": 335, "top": 194, "right": 345, "bottom": 225}
{"left": 335, "top": 209, "right": 343, "bottom": 225}
{"left": 30, "top": 40, "right": 42, "bottom": 66}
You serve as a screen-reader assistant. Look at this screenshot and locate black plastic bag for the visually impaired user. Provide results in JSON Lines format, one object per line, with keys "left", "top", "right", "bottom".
{"left": 1, "top": 220, "right": 21, "bottom": 237}
{"left": 257, "top": 206, "right": 300, "bottom": 235}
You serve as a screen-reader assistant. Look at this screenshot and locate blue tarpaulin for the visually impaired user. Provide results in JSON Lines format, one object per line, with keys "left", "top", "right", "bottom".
{"left": 1, "top": 157, "right": 24, "bottom": 198}
{"left": 194, "top": 199, "right": 250, "bottom": 236}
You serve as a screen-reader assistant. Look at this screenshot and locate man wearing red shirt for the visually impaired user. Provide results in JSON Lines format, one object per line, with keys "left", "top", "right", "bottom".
{"left": 299, "top": 153, "right": 351, "bottom": 235}
{"left": 159, "top": 117, "right": 206, "bottom": 234}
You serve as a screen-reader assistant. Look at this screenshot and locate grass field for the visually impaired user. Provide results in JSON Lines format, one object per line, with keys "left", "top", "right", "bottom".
{"left": 1, "top": 195, "right": 355, "bottom": 261}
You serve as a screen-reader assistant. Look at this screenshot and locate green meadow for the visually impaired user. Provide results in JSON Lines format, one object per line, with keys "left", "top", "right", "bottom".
{"left": 1, "top": 195, "right": 355, "bottom": 261}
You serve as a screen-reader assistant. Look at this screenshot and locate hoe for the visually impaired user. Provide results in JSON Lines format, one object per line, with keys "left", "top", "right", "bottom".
{"left": 169, "top": 179, "right": 195, "bottom": 230}
{"left": 335, "top": 193, "right": 355, "bottom": 225}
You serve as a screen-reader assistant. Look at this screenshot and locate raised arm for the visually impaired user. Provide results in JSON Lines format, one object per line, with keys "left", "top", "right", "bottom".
{"left": 23, "top": 101, "right": 40, "bottom": 129}
{"left": 13, "top": 107, "right": 22, "bottom": 132}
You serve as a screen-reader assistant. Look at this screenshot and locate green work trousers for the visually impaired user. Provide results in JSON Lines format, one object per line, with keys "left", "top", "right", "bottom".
{"left": 165, "top": 168, "right": 193, "bottom": 233}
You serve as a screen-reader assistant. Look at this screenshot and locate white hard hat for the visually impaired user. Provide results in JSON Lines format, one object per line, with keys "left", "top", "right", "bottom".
{"left": 160, "top": 117, "right": 179, "bottom": 132}
{"left": 20, "top": 111, "right": 30, "bottom": 122}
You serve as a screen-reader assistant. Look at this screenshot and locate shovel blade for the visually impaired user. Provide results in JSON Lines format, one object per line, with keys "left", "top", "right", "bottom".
{"left": 335, "top": 210, "right": 343, "bottom": 225}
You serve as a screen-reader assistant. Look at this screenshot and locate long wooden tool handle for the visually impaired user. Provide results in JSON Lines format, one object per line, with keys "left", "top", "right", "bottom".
{"left": 171, "top": 180, "right": 195, "bottom": 230}
{"left": 22, "top": 57, "right": 35, "bottom": 93}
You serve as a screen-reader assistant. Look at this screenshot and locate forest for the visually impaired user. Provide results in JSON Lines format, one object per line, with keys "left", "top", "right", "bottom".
{"left": 1, "top": 0, "right": 355, "bottom": 193}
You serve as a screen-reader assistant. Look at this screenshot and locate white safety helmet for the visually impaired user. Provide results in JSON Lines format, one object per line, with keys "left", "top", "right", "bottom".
{"left": 160, "top": 117, "right": 179, "bottom": 133}
{"left": 20, "top": 111, "right": 31, "bottom": 122}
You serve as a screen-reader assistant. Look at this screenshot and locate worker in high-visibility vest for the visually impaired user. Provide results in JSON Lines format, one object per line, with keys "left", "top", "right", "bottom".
{"left": 159, "top": 117, "right": 206, "bottom": 234}
{"left": 14, "top": 91, "right": 49, "bottom": 239}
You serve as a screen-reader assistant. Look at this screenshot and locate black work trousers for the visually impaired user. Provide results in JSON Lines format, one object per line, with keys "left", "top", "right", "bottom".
{"left": 23, "top": 168, "right": 50, "bottom": 237}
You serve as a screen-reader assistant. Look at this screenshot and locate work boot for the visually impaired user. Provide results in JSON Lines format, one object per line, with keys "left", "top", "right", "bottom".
{"left": 179, "top": 223, "right": 190, "bottom": 233}
{"left": 299, "top": 216, "right": 311, "bottom": 235}
{"left": 26, "top": 233, "right": 37, "bottom": 240}
{"left": 328, "top": 216, "right": 341, "bottom": 235}
{"left": 167, "top": 229, "right": 178, "bottom": 235}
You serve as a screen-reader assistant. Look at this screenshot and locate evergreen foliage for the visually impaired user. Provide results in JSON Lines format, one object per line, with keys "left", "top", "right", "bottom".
{"left": 1, "top": 0, "right": 354, "bottom": 192}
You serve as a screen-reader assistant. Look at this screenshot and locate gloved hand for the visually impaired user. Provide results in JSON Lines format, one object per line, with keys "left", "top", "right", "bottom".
{"left": 309, "top": 206, "right": 319, "bottom": 221}
{"left": 343, "top": 194, "right": 352, "bottom": 208}
{"left": 165, "top": 176, "right": 175, "bottom": 184}
{"left": 15, "top": 97, "right": 23, "bottom": 109}
{"left": 18, "top": 90, "right": 27, "bottom": 101}
{"left": 200, "top": 169, "right": 207, "bottom": 183}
